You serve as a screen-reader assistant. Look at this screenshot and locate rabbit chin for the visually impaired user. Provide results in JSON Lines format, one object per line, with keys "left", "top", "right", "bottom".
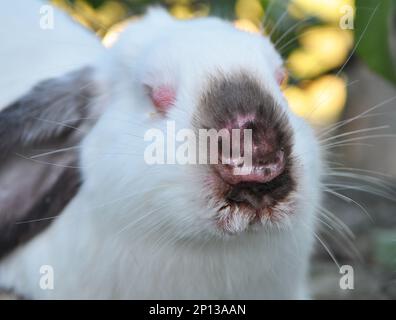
{"left": 212, "top": 198, "right": 299, "bottom": 236}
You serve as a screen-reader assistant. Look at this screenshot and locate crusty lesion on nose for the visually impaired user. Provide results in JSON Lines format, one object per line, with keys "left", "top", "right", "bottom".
{"left": 196, "top": 70, "right": 296, "bottom": 211}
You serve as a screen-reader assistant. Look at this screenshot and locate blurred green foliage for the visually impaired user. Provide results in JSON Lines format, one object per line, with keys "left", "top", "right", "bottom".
{"left": 374, "top": 229, "right": 396, "bottom": 270}
{"left": 355, "top": 0, "right": 396, "bottom": 84}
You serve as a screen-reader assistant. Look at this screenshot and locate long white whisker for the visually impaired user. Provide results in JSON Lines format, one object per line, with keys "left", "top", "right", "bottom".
{"left": 326, "top": 171, "right": 393, "bottom": 189}
{"left": 322, "top": 134, "right": 396, "bottom": 148}
{"left": 324, "top": 142, "right": 374, "bottom": 149}
{"left": 262, "top": 0, "right": 277, "bottom": 32}
{"left": 274, "top": 17, "right": 311, "bottom": 47}
{"left": 324, "top": 183, "right": 395, "bottom": 202}
{"left": 268, "top": 10, "right": 289, "bottom": 38}
{"left": 328, "top": 167, "right": 393, "bottom": 178}
{"left": 30, "top": 146, "right": 82, "bottom": 159}
{"left": 317, "top": 206, "right": 355, "bottom": 239}
{"left": 33, "top": 117, "right": 85, "bottom": 133}
{"left": 319, "top": 125, "right": 389, "bottom": 144}
{"left": 335, "top": 3, "right": 380, "bottom": 78}
{"left": 313, "top": 231, "right": 341, "bottom": 269}
{"left": 324, "top": 188, "right": 373, "bottom": 221}
{"left": 319, "top": 95, "right": 396, "bottom": 138}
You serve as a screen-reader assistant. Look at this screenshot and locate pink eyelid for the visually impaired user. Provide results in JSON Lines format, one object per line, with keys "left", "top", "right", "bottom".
{"left": 148, "top": 85, "right": 176, "bottom": 112}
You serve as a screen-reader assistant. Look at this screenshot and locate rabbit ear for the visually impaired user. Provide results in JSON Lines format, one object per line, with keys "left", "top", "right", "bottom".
{"left": 0, "top": 66, "right": 103, "bottom": 260}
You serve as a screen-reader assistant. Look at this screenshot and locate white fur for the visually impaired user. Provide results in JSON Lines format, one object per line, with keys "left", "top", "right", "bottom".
{"left": 0, "top": 0, "right": 105, "bottom": 109}
{"left": 0, "top": 9, "right": 322, "bottom": 299}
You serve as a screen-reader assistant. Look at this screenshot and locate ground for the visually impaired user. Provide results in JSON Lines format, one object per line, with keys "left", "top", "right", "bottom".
{"left": 311, "top": 192, "right": 396, "bottom": 299}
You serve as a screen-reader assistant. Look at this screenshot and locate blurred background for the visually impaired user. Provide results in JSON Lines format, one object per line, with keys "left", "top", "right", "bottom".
{"left": 3, "top": 0, "right": 396, "bottom": 299}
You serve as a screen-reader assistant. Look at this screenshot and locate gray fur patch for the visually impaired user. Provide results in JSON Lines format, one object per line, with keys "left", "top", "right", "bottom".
{"left": 0, "top": 67, "right": 97, "bottom": 156}
{"left": 0, "top": 66, "right": 101, "bottom": 260}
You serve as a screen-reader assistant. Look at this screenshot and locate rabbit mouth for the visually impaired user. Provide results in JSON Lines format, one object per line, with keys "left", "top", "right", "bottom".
{"left": 223, "top": 170, "right": 294, "bottom": 211}
{"left": 204, "top": 166, "right": 296, "bottom": 234}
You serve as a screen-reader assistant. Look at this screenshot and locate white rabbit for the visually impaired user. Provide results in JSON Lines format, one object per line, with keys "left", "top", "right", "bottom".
{"left": 0, "top": 7, "right": 322, "bottom": 299}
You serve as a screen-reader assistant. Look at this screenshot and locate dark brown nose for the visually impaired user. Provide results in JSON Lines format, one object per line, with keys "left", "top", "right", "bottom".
{"left": 214, "top": 115, "right": 286, "bottom": 184}
{"left": 196, "top": 72, "right": 295, "bottom": 209}
{"left": 213, "top": 116, "right": 289, "bottom": 209}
